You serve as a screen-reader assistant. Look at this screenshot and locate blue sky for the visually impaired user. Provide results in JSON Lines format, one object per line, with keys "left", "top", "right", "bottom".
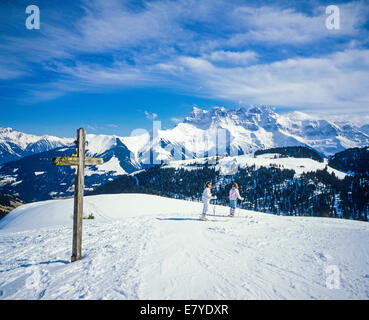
{"left": 0, "top": 0, "right": 369, "bottom": 137}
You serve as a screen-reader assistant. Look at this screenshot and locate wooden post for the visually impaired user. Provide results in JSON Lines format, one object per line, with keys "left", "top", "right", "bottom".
{"left": 51, "top": 128, "right": 103, "bottom": 263}
{"left": 71, "top": 128, "right": 86, "bottom": 262}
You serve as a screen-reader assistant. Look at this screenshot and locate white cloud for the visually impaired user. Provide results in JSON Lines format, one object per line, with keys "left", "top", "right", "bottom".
{"left": 144, "top": 111, "right": 158, "bottom": 120}
{"left": 21, "top": 47, "right": 369, "bottom": 114}
{"left": 170, "top": 117, "right": 183, "bottom": 124}
{"left": 86, "top": 125, "right": 96, "bottom": 131}
{"left": 225, "top": 1, "right": 369, "bottom": 46}
{"left": 1, "top": 0, "right": 368, "bottom": 115}
{"left": 205, "top": 50, "right": 258, "bottom": 66}
{"left": 157, "top": 49, "right": 369, "bottom": 113}
{"left": 0, "top": 64, "right": 24, "bottom": 80}
{"left": 5, "top": 0, "right": 367, "bottom": 66}
{"left": 0, "top": 55, "right": 26, "bottom": 80}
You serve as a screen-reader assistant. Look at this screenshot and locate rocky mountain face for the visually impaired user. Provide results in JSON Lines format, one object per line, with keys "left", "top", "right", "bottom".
{"left": 120, "top": 106, "right": 369, "bottom": 166}
{"left": 180, "top": 105, "right": 369, "bottom": 157}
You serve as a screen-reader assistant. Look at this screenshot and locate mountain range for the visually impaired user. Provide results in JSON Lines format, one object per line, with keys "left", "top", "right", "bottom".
{"left": 1, "top": 106, "right": 369, "bottom": 165}
{"left": 0, "top": 126, "right": 73, "bottom": 164}
{"left": 0, "top": 136, "right": 139, "bottom": 202}
{"left": 165, "top": 105, "right": 369, "bottom": 157}
{"left": 0, "top": 105, "right": 368, "bottom": 202}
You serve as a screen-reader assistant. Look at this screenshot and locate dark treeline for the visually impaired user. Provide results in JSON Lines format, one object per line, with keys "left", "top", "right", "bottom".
{"left": 91, "top": 163, "right": 369, "bottom": 222}
{"left": 328, "top": 147, "right": 369, "bottom": 174}
{"left": 254, "top": 146, "right": 324, "bottom": 162}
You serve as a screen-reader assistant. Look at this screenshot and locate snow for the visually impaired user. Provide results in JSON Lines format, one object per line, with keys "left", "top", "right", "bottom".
{"left": 0, "top": 126, "right": 73, "bottom": 152}
{"left": 120, "top": 132, "right": 151, "bottom": 155}
{"left": 85, "top": 156, "right": 126, "bottom": 176}
{"left": 165, "top": 154, "right": 347, "bottom": 179}
{"left": 0, "top": 175, "right": 17, "bottom": 187}
{"left": 172, "top": 106, "right": 369, "bottom": 157}
{"left": 10, "top": 180, "right": 22, "bottom": 187}
{"left": 0, "top": 193, "right": 368, "bottom": 300}
{"left": 49, "top": 192, "right": 59, "bottom": 197}
{"left": 85, "top": 134, "right": 117, "bottom": 155}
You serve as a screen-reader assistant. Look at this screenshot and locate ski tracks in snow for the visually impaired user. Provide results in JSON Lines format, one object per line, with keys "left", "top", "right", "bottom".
{"left": 1, "top": 207, "right": 369, "bottom": 299}
{"left": 0, "top": 216, "right": 155, "bottom": 299}
{"left": 133, "top": 211, "right": 369, "bottom": 299}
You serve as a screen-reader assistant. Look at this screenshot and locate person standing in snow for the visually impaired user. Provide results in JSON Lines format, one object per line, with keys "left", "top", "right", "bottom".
{"left": 201, "top": 181, "right": 217, "bottom": 220}
{"left": 229, "top": 183, "right": 244, "bottom": 217}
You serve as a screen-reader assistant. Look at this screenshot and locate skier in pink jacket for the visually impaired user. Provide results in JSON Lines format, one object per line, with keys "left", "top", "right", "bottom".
{"left": 229, "top": 183, "right": 243, "bottom": 217}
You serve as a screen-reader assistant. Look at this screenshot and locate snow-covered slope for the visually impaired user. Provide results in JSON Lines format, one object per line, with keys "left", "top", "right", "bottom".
{"left": 0, "top": 194, "right": 368, "bottom": 299}
{"left": 165, "top": 153, "right": 347, "bottom": 179}
{"left": 0, "top": 126, "right": 73, "bottom": 164}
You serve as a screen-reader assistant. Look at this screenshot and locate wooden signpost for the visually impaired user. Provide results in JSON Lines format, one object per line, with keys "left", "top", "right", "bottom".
{"left": 52, "top": 128, "right": 103, "bottom": 262}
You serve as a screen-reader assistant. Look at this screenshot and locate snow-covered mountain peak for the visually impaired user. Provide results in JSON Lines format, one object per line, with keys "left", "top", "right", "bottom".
{"left": 183, "top": 105, "right": 278, "bottom": 130}
{"left": 0, "top": 126, "right": 13, "bottom": 134}
{"left": 185, "top": 106, "right": 207, "bottom": 120}
{"left": 285, "top": 110, "right": 314, "bottom": 121}
{"left": 243, "top": 105, "right": 279, "bottom": 129}
{"left": 184, "top": 106, "right": 228, "bottom": 129}
{"left": 86, "top": 134, "right": 120, "bottom": 156}
{"left": 0, "top": 126, "right": 73, "bottom": 145}
{"left": 165, "top": 105, "right": 369, "bottom": 157}
{"left": 246, "top": 105, "right": 275, "bottom": 115}
{"left": 0, "top": 126, "right": 74, "bottom": 164}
